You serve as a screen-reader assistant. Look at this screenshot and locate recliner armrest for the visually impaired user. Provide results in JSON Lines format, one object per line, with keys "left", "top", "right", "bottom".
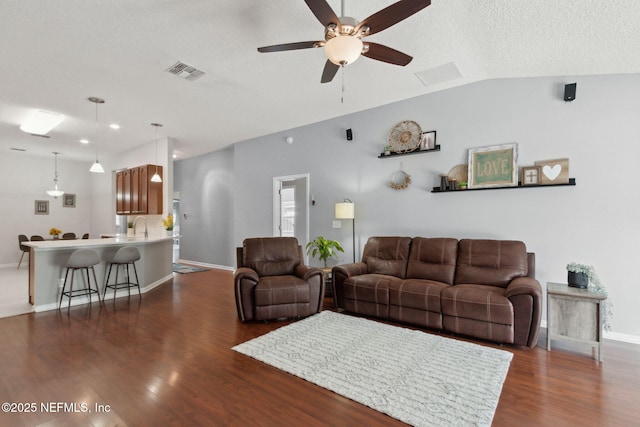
{"left": 235, "top": 267, "right": 259, "bottom": 283}
{"left": 295, "top": 264, "right": 323, "bottom": 281}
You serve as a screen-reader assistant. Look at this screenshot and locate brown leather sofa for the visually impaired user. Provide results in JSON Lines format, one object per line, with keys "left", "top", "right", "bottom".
{"left": 332, "top": 236, "right": 542, "bottom": 347}
{"left": 235, "top": 237, "right": 324, "bottom": 322}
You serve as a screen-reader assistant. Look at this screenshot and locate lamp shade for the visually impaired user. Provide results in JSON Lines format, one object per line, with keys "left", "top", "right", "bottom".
{"left": 335, "top": 202, "right": 355, "bottom": 219}
{"left": 90, "top": 160, "right": 104, "bottom": 173}
{"left": 324, "top": 35, "right": 363, "bottom": 65}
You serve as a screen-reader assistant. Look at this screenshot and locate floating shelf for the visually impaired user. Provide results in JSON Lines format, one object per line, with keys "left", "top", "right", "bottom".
{"left": 378, "top": 145, "right": 440, "bottom": 159}
{"left": 431, "top": 178, "right": 576, "bottom": 193}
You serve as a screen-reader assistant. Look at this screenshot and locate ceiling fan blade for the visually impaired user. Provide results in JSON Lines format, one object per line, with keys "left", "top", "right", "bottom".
{"left": 304, "top": 0, "right": 340, "bottom": 28}
{"left": 356, "top": 0, "right": 431, "bottom": 37}
{"left": 321, "top": 60, "right": 340, "bottom": 83}
{"left": 363, "top": 42, "right": 413, "bottom": 66}
{"left": 257, "top": 41, "right": 322, "bottom": 53}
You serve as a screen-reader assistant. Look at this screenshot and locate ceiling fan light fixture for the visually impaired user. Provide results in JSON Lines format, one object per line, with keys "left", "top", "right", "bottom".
{"left": 325, "top": 35, "right": 363, "bottom": 65}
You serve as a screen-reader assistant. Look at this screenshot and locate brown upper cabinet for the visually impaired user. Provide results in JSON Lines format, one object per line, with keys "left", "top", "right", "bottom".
{"left": 116, "top": 164, "right": 163, "bottom": 215}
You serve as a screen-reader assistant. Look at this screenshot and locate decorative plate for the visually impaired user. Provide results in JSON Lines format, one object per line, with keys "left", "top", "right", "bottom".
{"left": 448, "top": 164, "right": 468, "bottom": 185}
{"left": 388, "top": 120, "right": 422, "bottom": 154}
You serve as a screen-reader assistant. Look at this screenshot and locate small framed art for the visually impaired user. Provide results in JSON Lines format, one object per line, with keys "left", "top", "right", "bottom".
{"left": 35, "top": 200, "right": 49, "bottom": 215}
{"left": 63, "top": 193, "right": 76, "bottom": 208}
{"left": 522, "top": 166, "right": 541, "bottom": 186}
{"left": 468, "top": 143, "right": 518, "bottom": 189}
{"left": 419, "top": 130, "right": 437, "bottom": 151}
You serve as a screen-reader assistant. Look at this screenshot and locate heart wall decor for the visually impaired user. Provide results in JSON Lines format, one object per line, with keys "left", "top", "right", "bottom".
{"left": 534, "top": 158, "right": 569, "bottom": 184}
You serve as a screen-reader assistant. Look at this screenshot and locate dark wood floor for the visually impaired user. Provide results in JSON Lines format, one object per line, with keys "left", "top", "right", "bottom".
{"left": 1, "top": 268, "right": 639, "bottom": 427}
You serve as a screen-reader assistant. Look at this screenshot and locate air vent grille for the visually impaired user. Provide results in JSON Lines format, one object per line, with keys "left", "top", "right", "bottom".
{"left": 166, "top": 61, "right": 206, "bottom": 81}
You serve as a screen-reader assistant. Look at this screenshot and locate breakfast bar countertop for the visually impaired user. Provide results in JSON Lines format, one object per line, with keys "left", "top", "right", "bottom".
{"left": 24, "top": 235, "right": 174, "bottom": 251}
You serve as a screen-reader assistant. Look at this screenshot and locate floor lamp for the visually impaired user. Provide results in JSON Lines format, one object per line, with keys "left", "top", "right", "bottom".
{"left": 335, "top": 199, "right": 355, "bottom": 263}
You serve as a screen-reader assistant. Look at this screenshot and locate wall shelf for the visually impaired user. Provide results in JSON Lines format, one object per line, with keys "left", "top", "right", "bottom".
{"left": 378, "top": 145, "right": 440, "bottom": 159}
{"left": 431, "top": 178, "right": 576, "bottom": 193}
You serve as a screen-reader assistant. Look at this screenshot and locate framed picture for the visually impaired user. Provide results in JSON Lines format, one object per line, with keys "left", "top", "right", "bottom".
{"left": 521, "top": 166, "right": 541, "bottom": 186}
{"left": 35, "top": 200, "right": 49, "bottom": 215}
{"left": 419, "top": 130, "right": 437, "bottom": 151}
{"left": 63, "top": 193, "right": 76, "bottom": 208}
{"left": 468, "top": 143, "right": 518, "bottom": 189}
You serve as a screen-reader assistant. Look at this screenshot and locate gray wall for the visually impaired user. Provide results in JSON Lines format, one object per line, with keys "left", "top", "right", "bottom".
{"left": 174, "top": 73, "right": 640, "bottom": 340}
{"left": 174, "top": 146, "right": 234, "bottom": 266}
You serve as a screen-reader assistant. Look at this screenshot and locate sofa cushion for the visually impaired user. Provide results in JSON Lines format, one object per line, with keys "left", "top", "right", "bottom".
{"left": 254, "top": 275, "right": 310, "bottom": 306}
{"left": 406, "top": 237, "right": 458, "bottom": 284}
{"left": 362, "top": 236, "right": 412, "bottom": 279}
{"left": 243, "top": 237, "right": 301, "bottom": 277}
{"left": 441, "top": 284, "right": 513, "bottom": 325}
{"left": 342, "top": 274, "right": 398, "bottom": 304}
{"left": 454, "top": 239, "right": 528, "bottom": 287}
{"left": 389, "top": 279, "right": 449, "bottom": 313}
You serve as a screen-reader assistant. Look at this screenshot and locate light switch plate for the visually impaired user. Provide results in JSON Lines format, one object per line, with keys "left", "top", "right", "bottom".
{"left": 332, "top": 220, "right": 342, "bottom": 229}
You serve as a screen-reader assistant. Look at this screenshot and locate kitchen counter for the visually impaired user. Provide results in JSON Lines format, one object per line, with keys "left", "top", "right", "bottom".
{"left": 24, "top": 236, "right": 174, "bottom": 311}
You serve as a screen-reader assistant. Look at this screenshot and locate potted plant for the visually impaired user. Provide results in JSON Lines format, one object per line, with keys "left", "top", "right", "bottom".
{"left": 384, "top": 145, "right": 392, "bottom": 156}
{"left": 49, "top": 227, "right": 62, "bottom": 239}
{"left": 306, "top": 236, "right": 344, "bottom": 268}
{"left": 566, "top": 262, "right": 613, "bottom": 330}
{"left": 162, "top": 214, "right": 174, "bottom": 236}
{"left": 127, "top": 221, "right": 134, "bottom": 237}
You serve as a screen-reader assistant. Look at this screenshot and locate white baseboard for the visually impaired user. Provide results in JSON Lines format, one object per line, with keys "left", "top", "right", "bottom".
{"left": 177, "top": 259, "right": 235, "bottom": 271}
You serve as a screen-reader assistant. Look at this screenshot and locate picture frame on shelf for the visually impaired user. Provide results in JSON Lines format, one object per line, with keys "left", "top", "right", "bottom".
{"left": 468, "top": 143, "right": 518, "bottom": 189}
{"left": 521, "top": 166, "right": 541, "bottom": 186}
{"left": 63, "top": 193, "right": 76, "bottom": 208}
{"left": 35, "top": 200, "right": 49, "bottom": 215}
{"left": 419, "top": 130, "right": 437, "bottom": 151}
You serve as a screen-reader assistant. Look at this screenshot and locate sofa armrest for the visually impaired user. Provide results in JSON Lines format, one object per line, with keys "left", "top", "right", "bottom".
{"left": 234, "top": 267, "right": 259, "bottom": 321}
{"left": 295, "top": 265, "right": 325, "bottom": 312}
{"left": 333, "top": 262, "right": 368, "bottom": 278}
{"left": 332, "top": 262, "right": 368, "bottom": 309}
{"left": 505, "top": 277, "right": 543, "bottom": 347}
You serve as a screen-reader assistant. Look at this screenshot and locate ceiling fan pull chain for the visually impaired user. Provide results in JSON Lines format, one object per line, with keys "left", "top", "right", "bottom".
{"left": 341, "top": 64, "right": 345, "bottom": 104}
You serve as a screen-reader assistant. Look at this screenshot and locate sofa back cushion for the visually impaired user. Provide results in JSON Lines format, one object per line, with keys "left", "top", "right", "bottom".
{"left": 362, "top": 236, "right": 412, "bottom": 279}
{"left": 242, "top": 237, "right": 301, "bottom": 277}
{"left": 454, "top": 239, "right": 528, "bottom": 287}
{"left": 406, "top": 237, "right": 458, "bottom": 284}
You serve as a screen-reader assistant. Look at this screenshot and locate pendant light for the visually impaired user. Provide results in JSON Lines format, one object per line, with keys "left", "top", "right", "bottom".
{"left": 88, "top": 97, "right": 105, "bottom": 173}
{"left": 150, "top": 123, "right": 163, "bottom": 183}
{"left": 46, "top": 152, "right": 65, "bottom": 198}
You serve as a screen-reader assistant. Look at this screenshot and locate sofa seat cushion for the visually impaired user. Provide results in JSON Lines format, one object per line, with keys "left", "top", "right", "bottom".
{"left": 390, "top": 279, "right": 449, "bottom": 312}
{"left": 342, "top": 274, "right": 398, "bottom": 318}
{"left": 254, "top": 275, "right": 310, "bottom": 306}
{"left": 441, "top": 284, "right": 513, "bottom": 325}
{"left": 389, "top": 279, "right": 449, "bottom": 329}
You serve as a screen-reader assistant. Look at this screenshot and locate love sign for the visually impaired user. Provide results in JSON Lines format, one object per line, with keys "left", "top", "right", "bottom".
{"left": 468, "top": 143, "right": 518, "bottom": 188}
{"left": 535, "top": 158, "right": 569, "bottom": 184}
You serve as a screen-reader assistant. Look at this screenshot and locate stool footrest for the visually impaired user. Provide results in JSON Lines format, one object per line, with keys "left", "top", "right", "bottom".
{"left": 62, "top": 288, "right": 100, "bottom": 298}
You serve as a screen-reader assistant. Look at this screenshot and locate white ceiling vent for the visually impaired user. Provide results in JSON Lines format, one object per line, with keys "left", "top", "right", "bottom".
{"left": 165, "top": 61, "right": 206, "bottom": 81}
{"left": 415, "top": 62, "right": 462, "bottom": 87}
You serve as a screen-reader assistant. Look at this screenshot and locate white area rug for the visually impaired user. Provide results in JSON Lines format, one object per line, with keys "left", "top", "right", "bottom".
{"left": 232, "top": 311, "right": 512, "bottom": 427}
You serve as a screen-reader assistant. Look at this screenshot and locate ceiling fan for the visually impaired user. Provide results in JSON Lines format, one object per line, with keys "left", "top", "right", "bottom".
{"left": 257, "top": 0, "right": 431, "bottom": 83}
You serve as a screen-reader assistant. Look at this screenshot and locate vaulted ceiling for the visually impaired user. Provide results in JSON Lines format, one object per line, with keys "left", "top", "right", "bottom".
{"left": 1, "top": 0, "right": 638, "bottom": 162}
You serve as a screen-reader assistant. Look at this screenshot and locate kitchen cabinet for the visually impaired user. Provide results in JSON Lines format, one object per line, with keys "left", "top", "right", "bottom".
{"left": 116, "top": 164, "right": 163, "bottom": 215}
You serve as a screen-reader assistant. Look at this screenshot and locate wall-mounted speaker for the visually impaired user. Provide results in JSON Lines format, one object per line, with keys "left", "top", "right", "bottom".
{"left": 346, "top": 128, "right": 353, "bottom": 141}
{"left": 564, "top": 83, "right": 577, "bottom": 102}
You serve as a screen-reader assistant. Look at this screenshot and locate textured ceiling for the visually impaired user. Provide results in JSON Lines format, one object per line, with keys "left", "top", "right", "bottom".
{"left": 1, "top": 0, "right": 639, "bottom": 162}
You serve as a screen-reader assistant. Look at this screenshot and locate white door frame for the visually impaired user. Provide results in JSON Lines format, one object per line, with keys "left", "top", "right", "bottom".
{"left": 273, "top": 173, "right": 310, "bottom": 262}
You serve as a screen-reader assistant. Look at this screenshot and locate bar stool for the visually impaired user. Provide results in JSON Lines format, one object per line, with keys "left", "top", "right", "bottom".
{"left": 103, "top": 247, "right": 141, "bottom": 300}
{"left": 59, "top": 249, "right": 102, "bottom": 309}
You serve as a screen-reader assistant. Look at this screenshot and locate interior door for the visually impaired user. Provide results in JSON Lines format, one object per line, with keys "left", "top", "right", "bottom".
{"left": 273, "top": 174, "right": 309, "bottom": 260}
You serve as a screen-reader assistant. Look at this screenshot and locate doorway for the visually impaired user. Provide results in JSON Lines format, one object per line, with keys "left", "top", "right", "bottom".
{"left": 273, "top": 174, "right": 310, "bottom": 260}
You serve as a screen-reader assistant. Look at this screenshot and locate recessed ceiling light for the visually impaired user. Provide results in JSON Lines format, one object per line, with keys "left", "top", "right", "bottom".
{"left": 20, "top": 110, "right": 64, "bottom": 135}
{"left": 80, "top": 139, "right": 89, "bottom": 144}
{"left": 109, "top": 123, "right": 120, "bottom": 129}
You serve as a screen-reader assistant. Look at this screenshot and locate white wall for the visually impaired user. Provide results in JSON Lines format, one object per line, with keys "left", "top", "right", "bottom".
{"left": 175, "top": 73, "right": 640, "bottom": 341}
{"left": 0, "top": 152, "right": 92, "bottom": 265}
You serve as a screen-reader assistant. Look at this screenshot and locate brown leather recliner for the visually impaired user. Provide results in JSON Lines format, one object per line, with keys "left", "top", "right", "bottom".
{"left": 234, "top": 237, "right": 324, "bottom": 322}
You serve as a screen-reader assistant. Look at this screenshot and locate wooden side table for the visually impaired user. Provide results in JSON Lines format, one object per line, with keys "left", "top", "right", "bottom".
{"left": 321, "top": 268, "right": 333, "bottom": 298}
{"left": 546, "top": 282, "right": 607, "bottom": 361}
